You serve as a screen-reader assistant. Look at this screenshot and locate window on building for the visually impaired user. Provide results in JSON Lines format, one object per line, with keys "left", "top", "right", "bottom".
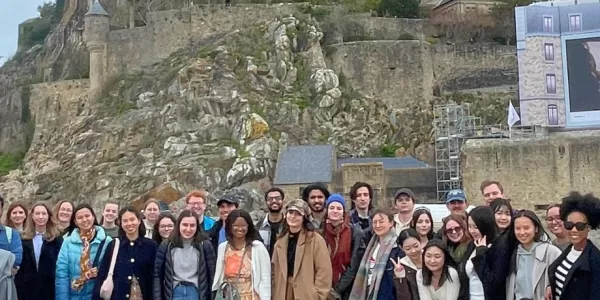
{"left": 543, "top": 16, "right": 553, "bottom": 32}
{"left": 548, "top": 105, "right": 559, "bottom": 125}
{"left": 544, "top": 43, "right": 554, "bottom": 61}
{"left": 570, "top": 14, "right": 582, "bottom": 31}
{"left": 546, "top": 74, "right": 557, "bottom": 94}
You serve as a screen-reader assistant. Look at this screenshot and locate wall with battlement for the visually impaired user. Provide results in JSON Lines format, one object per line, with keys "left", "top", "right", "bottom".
{"left": 105, "top": 4, "right": 298, "bottom": 78}
{"left": 432, "top": 43, "right": 517, "bottom": 92}
{"left": 462, "top": 133, "right": 600, "bottom": 210}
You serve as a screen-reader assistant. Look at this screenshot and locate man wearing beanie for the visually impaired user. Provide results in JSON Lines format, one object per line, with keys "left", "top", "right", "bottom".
{"left": 302, "top": 184, "right": 331, "bottom": 229}
{"left": 323, "top": 194, "right": 367, "bottom": 300}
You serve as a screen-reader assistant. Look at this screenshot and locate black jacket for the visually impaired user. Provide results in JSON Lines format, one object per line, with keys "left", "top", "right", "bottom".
{"left": 15, "top": 236, "right": 63, "bottom": 300}
{"left": 331, "top": 225, "right": 367, "bottom": 300}
{"left": 93, "top": 237, "right": 157, "bottom": 300}
{"left": 548, "top": 239, "right": 600, "bottom": 300}
{"left": 208, "top": 220, "right": 224, "bottom": 252}
{"left": 472, "top": 231, "right": 517, "bottom": 300}
{"left": 153, "top": 239, "right": 216, "bottom": 300}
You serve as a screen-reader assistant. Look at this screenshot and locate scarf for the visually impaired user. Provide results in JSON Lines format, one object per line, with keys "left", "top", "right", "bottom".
{"left": 71, "top": 227, "right": 96, "bottom": 291}
{"left": 349, "top": 230, "right": 398, "bottom": 300}
{"left": 324, "top": 220, "right": 352, "bottom": 286}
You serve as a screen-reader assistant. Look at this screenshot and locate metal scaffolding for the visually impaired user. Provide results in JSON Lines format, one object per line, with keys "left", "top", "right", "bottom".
{"left": 433, "top": 104, "right": 480, "bottom": 202}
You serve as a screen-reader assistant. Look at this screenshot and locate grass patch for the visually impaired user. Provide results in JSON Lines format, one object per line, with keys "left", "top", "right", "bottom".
{"left": 0, "top": 152, "right": 25, "bottom": 176}
{"left": 379, "top": 143, "right": 400, "bottom": 157}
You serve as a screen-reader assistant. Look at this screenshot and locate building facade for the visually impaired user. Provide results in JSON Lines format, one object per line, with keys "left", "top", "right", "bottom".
{"left": 516, "top": 0, "right": 600, "bottom": 128}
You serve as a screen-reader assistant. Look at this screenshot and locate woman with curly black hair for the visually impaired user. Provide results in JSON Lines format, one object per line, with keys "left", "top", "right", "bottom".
{"left": 546, "top": 192, "right": 600, "bottom": 300}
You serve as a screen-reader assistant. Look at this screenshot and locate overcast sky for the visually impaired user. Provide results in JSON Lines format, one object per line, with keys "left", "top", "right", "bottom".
{"left": 0, "top": 0, "right": 48, "bottom": 65}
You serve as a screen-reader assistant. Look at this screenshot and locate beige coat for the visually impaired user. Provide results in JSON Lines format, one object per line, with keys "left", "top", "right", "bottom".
{"left": 272, "top": 229, "right": 332, "bottom": 300}
{"left": 506, "top": 243, "right": 562, "bottom": 300}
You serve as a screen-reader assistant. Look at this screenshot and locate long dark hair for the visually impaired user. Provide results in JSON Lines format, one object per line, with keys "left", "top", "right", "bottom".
{"left": 411, "top": 208, "right": 435, "bottom": 240}
{"left": 152, "top": 213, "right": 177, "bottom": 243}
{"left": 422, "top": 239, "right": 458, "bottom": 286}
{"left": 468, "top": 206, "right": 498, "bottom": 245}
{"left": 117, "top": 206, "right": 146, "bottom": 239}
{"left": 68, "top": 203, "right": 100, "bottom": 234}
{"left": 171, "top": 210, "right": 208, "bottom": 248}
{"left": 512, "top": 210, "right": 550, "bottom": 243}
{"left": 225, "top": 209, "right": 261, "bottom": 245}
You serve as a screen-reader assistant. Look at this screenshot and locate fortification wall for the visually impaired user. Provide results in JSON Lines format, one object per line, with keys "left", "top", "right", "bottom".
{"left": 462, "top": 133, "right": 600, "bottom": 210}
{"left": 0, "top": 89, "right": 26, "bottom": 153}
{"left": 432, "top": 43, "right": 517, "bottom": 92}
{"left": 326, "top": 40, "right": 434, "bottom": 107}
{"left": 341, "top": 16, "right": 424, "bottom": 41}
{"left": 106, "top": 4, "right": 298, "bottom": 78}
{"left": 28, "top": 80, "right": 89, "bottom": 152}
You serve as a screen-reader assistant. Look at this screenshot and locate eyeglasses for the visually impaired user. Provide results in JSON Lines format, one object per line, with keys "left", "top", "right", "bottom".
{"left": 267, "top": 196, "right": 283, "bottom": 201}
{"left": 545, "top": 216, "right": 562, "bottom": 223}
{"left": 445, "top": 227, "right": 463, "bottom": 234}
{"left": 564, "top": 221, "right": 588, "bottom": 231}
{"left": 187, "top": 203, "right": 205, "bottom": 208}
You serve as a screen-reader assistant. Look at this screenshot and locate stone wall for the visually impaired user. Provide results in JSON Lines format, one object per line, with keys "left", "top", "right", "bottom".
{"left": 340, "top": 16, "right": 424, "bottom": 41}
{"left": 0, "top": 89, "right": 26, "bottom": 153}
{"left": 106, "top": 4, "right": 298, "bottom": 78}
{"left": 462, "top": 133, "right": 600, "bottom": 210}
{"left": 339, "top": 163, "right": 385, "bottom": 208}
{"left": 27, "top": 80, "right": 90, "bottom": 153}
{"left": 432, "top": 43, "right": 517, "bottom": 92}
{"left": 326, "top": 40, "right": 434, "bottom": 107}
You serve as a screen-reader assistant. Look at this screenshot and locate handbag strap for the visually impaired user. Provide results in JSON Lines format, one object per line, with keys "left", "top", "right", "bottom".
{"left": 108, "top": 238, "right": 120, "bottom": 276}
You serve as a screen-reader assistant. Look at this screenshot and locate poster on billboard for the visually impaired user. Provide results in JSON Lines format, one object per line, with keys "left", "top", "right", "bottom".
{"left": 515, "top": 1, "right": 600, "bottom": 128}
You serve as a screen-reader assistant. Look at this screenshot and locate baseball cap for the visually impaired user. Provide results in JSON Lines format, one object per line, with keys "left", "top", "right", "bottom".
{"left": 217, "top": 196, "right": 239, "bottom": 207}
{"left": 446, "top": 189, "right": 466, "bottom": 203}
{"left": 394, "top": 188, "right": 415, "bottom": 200}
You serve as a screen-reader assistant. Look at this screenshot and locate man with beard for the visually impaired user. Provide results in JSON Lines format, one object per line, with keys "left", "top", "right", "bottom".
{"left": 256, "top": 187, "right": 285, "bottom": 257}
{"left": 302, "top": 183, "right": 331, "bottom": 229}
{"left": 185, "top": 189, "right": 216, "bottom": 232}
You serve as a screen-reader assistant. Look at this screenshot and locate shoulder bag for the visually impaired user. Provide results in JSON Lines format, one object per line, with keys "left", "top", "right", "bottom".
{"left": 214, "top": 244, "right": 248, "bottom": 300}
{"left": 100, "top": 238, "right": 120, "bottom": 300}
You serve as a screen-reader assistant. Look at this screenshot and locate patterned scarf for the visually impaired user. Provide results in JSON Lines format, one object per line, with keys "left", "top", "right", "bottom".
{"left": 71, "top": 227, "right": 96, "bottom": 291}
{"left": 349, "top": 230, "right": 398, "bottom": 300}
{"left": 324, "top": 219, "right": 352, "bottom": 286}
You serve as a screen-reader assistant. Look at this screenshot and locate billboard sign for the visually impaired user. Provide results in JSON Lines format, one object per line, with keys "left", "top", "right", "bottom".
{"left": 515, "top": 1, "right": 600, "bottom": 128}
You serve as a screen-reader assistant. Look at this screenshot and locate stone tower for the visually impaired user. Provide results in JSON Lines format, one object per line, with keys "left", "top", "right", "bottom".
{"left": 83, "top": 1, "right": 109, "bottom": 100}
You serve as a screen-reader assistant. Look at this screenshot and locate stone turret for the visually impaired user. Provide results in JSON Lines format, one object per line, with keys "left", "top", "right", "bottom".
{"left": 83, "top": 0, "right": 109, "bottom": 100}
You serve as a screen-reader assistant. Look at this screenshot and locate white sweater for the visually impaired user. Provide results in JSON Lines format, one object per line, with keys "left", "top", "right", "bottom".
{"left": 212, "top": 240, "right": 271, "bottom": 300}
{"left": 417, "top": 267, "right": 461, "bottom": 300}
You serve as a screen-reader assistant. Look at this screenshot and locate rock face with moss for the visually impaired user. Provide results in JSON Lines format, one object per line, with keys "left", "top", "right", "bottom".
{"left": 0, "top": 15, "right": 398, "bottom": 215}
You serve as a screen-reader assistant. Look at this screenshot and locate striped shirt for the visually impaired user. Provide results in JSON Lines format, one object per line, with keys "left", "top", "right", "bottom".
{"left": 554, "top": 247, "right": 583, "bottom": 299}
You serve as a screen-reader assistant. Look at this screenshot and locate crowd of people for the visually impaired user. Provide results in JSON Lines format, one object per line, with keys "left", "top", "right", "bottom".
{"left": 0, "top": 180, "right": 598, "bottom": 300}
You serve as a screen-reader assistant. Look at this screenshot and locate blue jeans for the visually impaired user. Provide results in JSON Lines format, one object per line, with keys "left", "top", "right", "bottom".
{"left": 173, "top": 284, "right": 199, "bottom": 300}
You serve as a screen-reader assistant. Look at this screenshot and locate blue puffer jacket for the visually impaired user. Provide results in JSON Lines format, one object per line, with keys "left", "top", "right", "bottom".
{"left": 55, "top": 226, "right": 112, "bottom": 300}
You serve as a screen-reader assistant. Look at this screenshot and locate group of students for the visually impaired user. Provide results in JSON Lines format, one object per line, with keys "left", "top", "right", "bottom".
{"left": 0, "top": 181, "right": 599, "bottom": 300}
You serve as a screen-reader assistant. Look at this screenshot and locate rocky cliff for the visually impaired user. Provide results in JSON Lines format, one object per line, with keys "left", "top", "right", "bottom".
{"left": 0, "top": 4, "right": 516, "bottom": 215}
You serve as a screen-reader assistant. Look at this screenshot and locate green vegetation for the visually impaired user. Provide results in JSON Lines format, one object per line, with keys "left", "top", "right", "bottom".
{"left": 299, "top": 5, "right": 333, "bottom": 21}
{"left": 0, "top": 152, "right": 25, "bottom": 176}
{"left": 19, "top": 1, "right": 65, "bottom": 50}
{"left": 379, "top": 143, "right": 400, "bottom": 157}
{"left": 377, "top": 0, "right": 420, "bottom": 18}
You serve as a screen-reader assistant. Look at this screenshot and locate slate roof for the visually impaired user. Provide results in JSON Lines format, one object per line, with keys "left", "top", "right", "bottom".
{"left": 86, "top": 1, "right": 109, "bottom": 16}
{"left": 337, "top": 156, "right": 431, "bottom": 170}
{"left": 274, "top": 145, "right": 334, "bottom": 185}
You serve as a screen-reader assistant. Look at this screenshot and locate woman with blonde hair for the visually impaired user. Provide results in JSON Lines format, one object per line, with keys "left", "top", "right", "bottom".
{"left": 142, "top": 198, "right": 161, "bottom": 238}
{"left": 15, "top": 202, "right": 63, "bottom": 300}
{"left": 5, "top": 201, "right": 29, "bottom": 232}
{"left": 53, "top": 200, "right": 74, "bottom": 234}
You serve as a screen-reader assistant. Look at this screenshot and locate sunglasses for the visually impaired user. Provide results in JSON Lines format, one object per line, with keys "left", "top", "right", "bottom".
{"left": 445, "top": 227, "right": 463, "bottom": 234}
{"left": 563, "top": 221, "right": 589, "bottom": 231}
